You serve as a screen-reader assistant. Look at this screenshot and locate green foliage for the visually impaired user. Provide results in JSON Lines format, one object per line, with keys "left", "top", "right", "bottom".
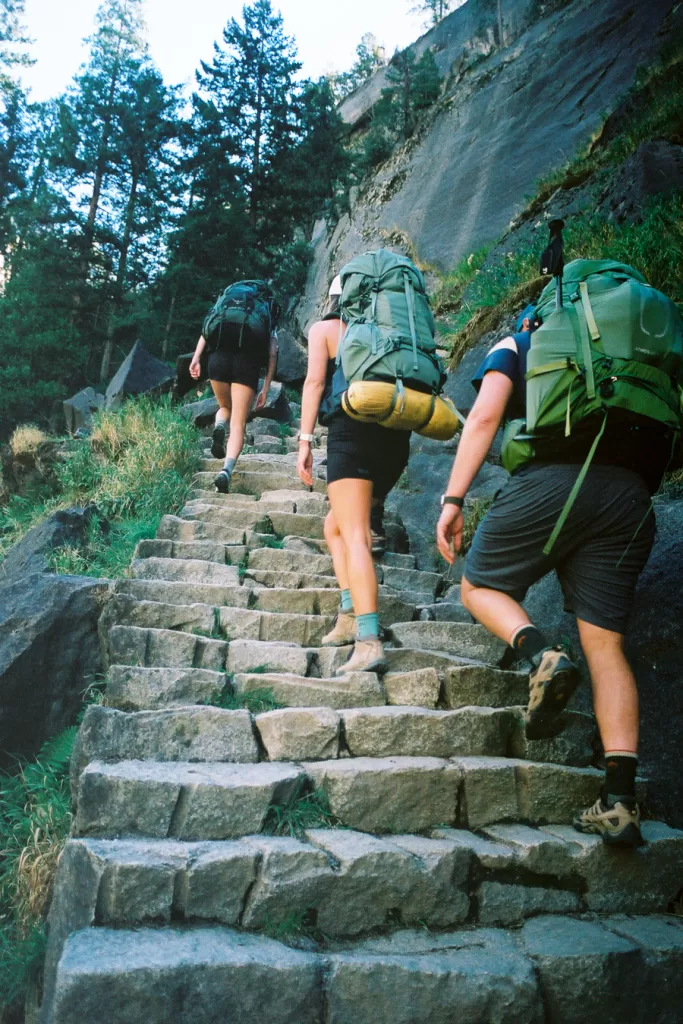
{"left": 461, "top": 496, "right": 494, "bottom": 553}
{"left": 330, "top": 32, "right": 386, "bottom": 102}
{"left": 209, "top": 685, "right": 286, "bottom": 714}
{"left": 0, "top": 395, "right": 200, "bottom": 575}
{"left": 0, "top": 727, "right": 77, "bottom": 1015}
{"left": 263, "top": 787, "right": 336, "bottom": 838}
{"left": 258, "top": 535, "right": 285, "bottom": 550}
{"left": 410, "top": 0, "right": 459, "bottom": 27}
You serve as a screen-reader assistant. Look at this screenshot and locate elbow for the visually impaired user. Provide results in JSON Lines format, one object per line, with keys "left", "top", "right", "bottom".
{"left": 467, "top": 407, "right": 501, "bottom": 433}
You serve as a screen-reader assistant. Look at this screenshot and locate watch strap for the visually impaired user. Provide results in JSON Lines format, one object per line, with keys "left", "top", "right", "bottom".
{"left": 298, "top": 432, "right": 315, "bottom": 443}
{"left": 441, "top": 495, "right": 464, "bottom": 508}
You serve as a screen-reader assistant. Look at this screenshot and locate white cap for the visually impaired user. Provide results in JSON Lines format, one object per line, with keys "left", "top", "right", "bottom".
{"left": 328, "top": 274, "right": 342, "bottom": 297}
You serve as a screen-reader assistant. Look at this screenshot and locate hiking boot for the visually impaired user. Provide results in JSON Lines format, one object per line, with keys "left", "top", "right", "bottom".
{"left": 573, "top": 796, "right": 644, "bottom": 847}
{"left": 322, "top": 612, "right": 356, "bottom": 647}
{"left": 370, "top": 528, "right": 386, "bottom": 557}
{"left": 525, "top": 646, "right": 580, "bottom": 740}
{"left": 214, "top": 469, "right": 231, "bottom": 494}
{"left": 335, "top": 637, "right": 388, "bottom": 676}
{"left": 211, "top": 422, "right": 227, "bottom": 460}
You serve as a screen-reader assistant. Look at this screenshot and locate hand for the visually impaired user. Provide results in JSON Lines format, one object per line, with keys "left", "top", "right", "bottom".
{"left": 297, "top": 442, "right": 313, "bottom": 486}
{"left": 189, "top": 356, "right": 201, "bottom": 379}
{"left": 436, "top": 505, "right": 464, "bottom": 564}
{"left": 254, "top": 388, "right": 268, "bottom": 411}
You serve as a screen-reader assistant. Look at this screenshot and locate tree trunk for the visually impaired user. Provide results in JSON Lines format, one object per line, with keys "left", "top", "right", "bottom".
{"left": 99, "top": 169, "right": 139, "bottom": 384}
{"left": 249, "top": 38, "right": 265, "bottom": 229}
{"left": 161, "top": 292, "right": 176, "bottom": 361}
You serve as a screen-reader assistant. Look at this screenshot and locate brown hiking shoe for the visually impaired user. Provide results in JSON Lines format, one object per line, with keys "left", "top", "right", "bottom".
{"left": 525, "top": 646, "right": 580, "bottom": 740}
{"left": 335, "top": 638, "right": 388, "bottom": 675}
{"left": 573, "top": 796, "right": 644, "bottom": 847}
{"left": 322, "top": 612, "right": 356, "bottom": 647}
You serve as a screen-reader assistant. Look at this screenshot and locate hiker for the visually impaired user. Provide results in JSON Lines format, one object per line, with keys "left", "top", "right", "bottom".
{"left": 436, "top": 262, "right": 682, "bottom": 847}
{"left": 296, "top": 274, "right": 411, "bottom": 674}
{"left": 189, "top": 281, "right": 279, "bottom": 493}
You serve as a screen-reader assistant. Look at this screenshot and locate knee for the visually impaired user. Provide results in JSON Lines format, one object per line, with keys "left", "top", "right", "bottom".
{"left": 460, "top": 576, "right": 476, "bottom": 612}
{"left": 324, "top": 512, "right": 340, "bottom": 543}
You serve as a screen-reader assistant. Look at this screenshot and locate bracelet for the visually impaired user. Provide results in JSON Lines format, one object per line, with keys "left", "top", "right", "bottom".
{"left": 298, "top": 432, "right": 315, "bottom": 443}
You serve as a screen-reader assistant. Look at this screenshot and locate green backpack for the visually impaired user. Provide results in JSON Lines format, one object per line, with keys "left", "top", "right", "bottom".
{"left": 202, "top": 280, "right": 273, "bottom": 357}
{"left": 337, "top": 249, "right": 445, "bottom": 396}
{"left": 501, "top": 259, "right": 683, "bottom": 552}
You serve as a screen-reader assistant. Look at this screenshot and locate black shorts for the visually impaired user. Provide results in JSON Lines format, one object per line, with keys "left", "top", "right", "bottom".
{"left": 208, "top": 348, "right": 261, "bottom": 391}
{"left": 326, "top": 414, "right": 410, "bottom": 501}
{"left": 464, "top": 463, "right": 655, "bottom": 634}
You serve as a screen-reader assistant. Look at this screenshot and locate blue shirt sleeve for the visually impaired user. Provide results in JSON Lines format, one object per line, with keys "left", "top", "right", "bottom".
{"left": 471, "top": 340, "right": 519, "bottom": 393}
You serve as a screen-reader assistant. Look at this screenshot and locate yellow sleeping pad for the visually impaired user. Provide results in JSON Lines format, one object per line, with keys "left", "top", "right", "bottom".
{"left": 341, "top": 380, "right": 462, "bottom": 440}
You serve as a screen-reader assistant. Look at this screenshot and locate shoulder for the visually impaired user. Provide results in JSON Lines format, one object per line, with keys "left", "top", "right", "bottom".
{"left": 472, "top": 334, "right": 523, "bottom": 391}
{"left": 307, "top": 319, "right": 330, "bottom": 345}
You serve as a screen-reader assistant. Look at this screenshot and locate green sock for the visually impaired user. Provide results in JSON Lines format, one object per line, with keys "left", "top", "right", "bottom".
{"left": 356, "top": 612, "right": 379, "bottom": 639}
{"left": 340, "top": 589, "right": 353, "bottom": 613}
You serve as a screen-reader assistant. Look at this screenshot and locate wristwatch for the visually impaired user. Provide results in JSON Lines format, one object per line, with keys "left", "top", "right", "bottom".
{"left": 440, "top": 495, "right": 464, "bottom": 508}
{"left": 297, "top": 432, "right": 315, "bottom": 443}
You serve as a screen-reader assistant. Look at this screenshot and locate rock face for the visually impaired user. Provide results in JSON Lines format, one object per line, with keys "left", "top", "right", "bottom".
{"left": 297, "top": 0, "right": 674, "bottom": 334}
{"left": 105, "top": 341, "right": 174, "bottom": 410}
{"left": 274, "top": 329, "right": 308, "bottom": 385}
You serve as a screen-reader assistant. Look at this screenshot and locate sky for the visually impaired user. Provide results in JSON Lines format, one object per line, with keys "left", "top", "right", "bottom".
{"left": 21, "top": 0, "right": 431, "bottom": 101}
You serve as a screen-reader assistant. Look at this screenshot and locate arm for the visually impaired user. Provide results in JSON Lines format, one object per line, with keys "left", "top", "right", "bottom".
{"left": 297, "top": 321, "right": 330, "bottom": 486}
{"left": 436, "top": 370, "right": 513, "bottom": 563}
{"left": 189, "top": 335, "right": 206, "bottom": 379}
{"left": 255, "top": 334, "right": 279, "bottom": 410}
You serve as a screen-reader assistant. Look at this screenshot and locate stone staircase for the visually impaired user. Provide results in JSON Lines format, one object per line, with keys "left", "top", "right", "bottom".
{"left": 41, "top": 428, "right": 683, "bottom": 1023}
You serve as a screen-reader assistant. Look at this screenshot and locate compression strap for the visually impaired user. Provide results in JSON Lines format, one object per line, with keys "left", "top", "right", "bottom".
{"left": 543, "top": 412, "right": 607, "bottom": 555}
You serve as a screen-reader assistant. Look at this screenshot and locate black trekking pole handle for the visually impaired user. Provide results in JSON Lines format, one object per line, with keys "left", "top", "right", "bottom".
{"left": 540, "top": 218, "right": 565, "bottom": 310}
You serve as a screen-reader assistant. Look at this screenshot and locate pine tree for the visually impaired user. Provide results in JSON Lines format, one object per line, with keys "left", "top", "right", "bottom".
{"left": 413, "top": 49, "right": 442, "bottom": 110}
{"left": 332, "top": 33, "right": 387, "bottom": 100}
{"left": 386, "top": 48, "right": 418, "bottom": 138}
{"left": 410, "top": 0, "right": 467, "bottom": 27}
{"left": 195, "top": 0, "right": 301, "bottom": 231}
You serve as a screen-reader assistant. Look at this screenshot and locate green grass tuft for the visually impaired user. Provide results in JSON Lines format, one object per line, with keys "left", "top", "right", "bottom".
{"left": 263, "top": 787, "right": 337, "bottom": 838}
{"left": 209, "top": 685, "right": 286, "bottom": 714}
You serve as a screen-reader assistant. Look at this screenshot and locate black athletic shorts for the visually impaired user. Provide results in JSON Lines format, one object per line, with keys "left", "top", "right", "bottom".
{"left": 464, "top": 463, "right": 656, "bottom": 634}
{"left": 326, "top": 413, "right": 410, "bottom": 500}
{"left": 208, "top": 348, "right": 261, "bottom": 391}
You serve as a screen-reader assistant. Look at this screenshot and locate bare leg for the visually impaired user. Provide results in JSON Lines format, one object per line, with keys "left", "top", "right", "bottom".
{"left": 225, "top": 383, "right": 256, "bottom": 462}
{"left": 577, "top": 619, "right": 638, "bottom": 753}
{"left": 461, "top": 576, "right": 531, "bottom": 644}
{"left": 324, "top": 508, "right": 350, "bottom": 592}
{"left": 210, "top": 380, "right": 231, "bottom": 425}
{"left": 327, "top": 478, "right": 376, "bottom": 616}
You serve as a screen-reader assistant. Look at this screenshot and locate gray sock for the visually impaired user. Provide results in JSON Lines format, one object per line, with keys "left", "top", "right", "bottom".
{"left": 223, "top": 457, "right": 236, "bottom": 475}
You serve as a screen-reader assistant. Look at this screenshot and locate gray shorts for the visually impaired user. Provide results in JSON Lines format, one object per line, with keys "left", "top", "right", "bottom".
{"left": 464, "top": 463, "right": 656, "bottom": 634}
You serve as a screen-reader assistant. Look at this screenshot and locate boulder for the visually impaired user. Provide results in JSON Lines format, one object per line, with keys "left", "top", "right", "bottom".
{"left": 63, "top": 388, "right": 105, "bottom": 435}
{"left": 275, "top": 330, "right": 308, "bottom": 385}
{"left": 0, "top": 571, "right": 108, "bottom": 762}
{"left": 105, "top": 342, "right": 174, "bottom": 410}
{"left": 1, "top": 506, "right": 100, "bottom": 578}
{"left": 173, "top": 350, "right": 208, "bottom": 401}
{"left": 598, "top": 140, "right": 683, "bottom": 223}
{"left": 178, "top": 397, "right": 219, "bottom": 428}
{"left": 248, "top": 380, "right": 293, "bottom": 424}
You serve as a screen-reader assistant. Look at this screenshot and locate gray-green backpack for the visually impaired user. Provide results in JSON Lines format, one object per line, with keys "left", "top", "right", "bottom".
{"left": 501, "top": 258, "right": 683, "bottom": 552}
{"left": 337, "top": 249, "right": 445, "bottom": 395}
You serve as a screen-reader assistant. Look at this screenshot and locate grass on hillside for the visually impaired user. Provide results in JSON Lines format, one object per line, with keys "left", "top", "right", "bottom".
{"left": 0, "top": 396, "right": 200, "bottom": 578}
{"left": 0, "top": 728, "right": 77, "bottom": 1019}
{"left": 263, "top": 787, "right": 337, "bottom": 838}
{"left": 443, "top": 194, "right": 683, "bottom": 367}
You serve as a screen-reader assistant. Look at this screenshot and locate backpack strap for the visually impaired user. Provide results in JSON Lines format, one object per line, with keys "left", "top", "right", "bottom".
{"left": 579, "top": 281, "right": 601, "bottom": 342}
{"left": 569, "top": 299, "right": 596, "bottom": 400}
{"left": 402, "top": 270, "right": 419, "bottom": 372}
{"left": 542, "top": 411, "right": 608, "bottom": 555}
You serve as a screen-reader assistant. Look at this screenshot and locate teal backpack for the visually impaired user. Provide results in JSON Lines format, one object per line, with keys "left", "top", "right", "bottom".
{"left": 501, "top": 259, "right": 683, "bottom": 552}
{"left": 337, "top": 249, "right": 445, "bottom": 397}
{"left": 202, "top": 280, "right": 273, "bottom": 358}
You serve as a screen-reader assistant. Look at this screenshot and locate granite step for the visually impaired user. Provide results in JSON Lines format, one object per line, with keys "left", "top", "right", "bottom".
{"left": 194, "top": 470, "right": 327, "bottom": 496}
{"left": 391, "top": 620, "right": 508, "bottom": 663}
{"left": 380, "top": 565, "right": 444, "bottom": 600}
{"left": 106, "top": 665, "right": 227, "bottom": 711}
{"left": 244, "top": 569, "right": 340, "bottom": 590}
{"left": 232, "top": 672, "right": 386, "bottom": 710}
{"left": 103, "top": 596, "right": 335, "bottom": 647}
{"left": 134, "top": 539, "right": 238, "bottom": 564}
{"left": 111, "top": 578, "right": 251, "bottom": 609}
{"left": 130, "top": 556, "right": 241, "bottom": 586}
{"left": 74, "top": 753, "right": 617, "bottom": 839}
{"left": 156, "top": 513, "right": 248, "bottom": 545}
{"left": 44, "top": 914, "right": 683, "bottom": 1024}
{"left": 45, "top": 824, "right": 683, "bottom": 961}
{"left": 247, "top": 547, "right": 334, "bottom": 576}
{"left": 107, "top": 626, "right": 229, "bottom": 672}
{"left": 179, "top": 502, "right": 272, "bottom": 531}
